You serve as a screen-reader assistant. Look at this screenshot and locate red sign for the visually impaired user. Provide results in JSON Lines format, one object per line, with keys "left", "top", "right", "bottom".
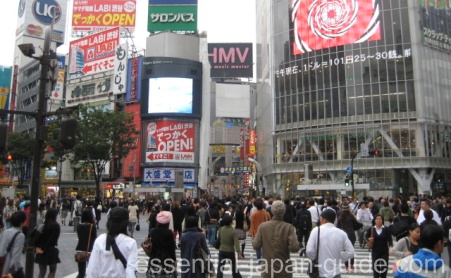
{"left": 68, "top": 27, "right": 120, "bottom": 79}
{"left": 292, "top": 0, "right": 381, "bottom": 54}
{"left": 249, "top": 130, "right": 256, "bottom": 155}
{"left": 72, "top": 0, "right": 136, "bottom": 34}
{"left": 145, "top": 120, "right": 195, "bottom": 163}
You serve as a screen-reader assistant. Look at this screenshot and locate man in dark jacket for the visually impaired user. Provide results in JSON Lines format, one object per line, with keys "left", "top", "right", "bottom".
{"left": 204, "top": 202, "right": 220, "bottom": 245}
{"left": 295, "top": 202, "right": 312, "bottom": 255}
{"left": 283, "top": 198, "right": 296, "bottom": 224}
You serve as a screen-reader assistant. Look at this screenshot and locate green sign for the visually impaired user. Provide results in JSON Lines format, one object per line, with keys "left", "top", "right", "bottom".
{"left": 148, "top": 5, "right": 198, "bottom": 32}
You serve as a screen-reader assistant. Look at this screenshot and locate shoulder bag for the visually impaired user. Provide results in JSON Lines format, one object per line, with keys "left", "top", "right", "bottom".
{"left": 108, "top": 235, "right": 127, "bottom": 268}
{"left": 141, "top": 236, "right": 153, "bottom": 257}
{"left": 196, "top": 233, "right": 215, "bottom": 277}
{"left": 308, "top": 226, "right": 320, "bottom": 278}
{"left": 213, "top": 227, "right": 222, "bottom": 250}
{"left": 75, "top": 224, "right": 93, "bottom": 262}
{"left": 367, "top": 226, "right": 375, "bottom": 249}
{"left": 0, "top": 231, "right": 21, "bottom": 274}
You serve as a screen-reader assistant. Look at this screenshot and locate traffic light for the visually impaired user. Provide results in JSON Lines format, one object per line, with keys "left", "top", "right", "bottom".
{"left": 345, "top": 178, "right": 350, "bottom": 187}
{"left": 369, "top": 149, "right": 380, "bottom": 156}
{"left": 0, "top": 122, "right": 7, "bottom": 152}
{"left": 6, "top": 154, "right": 12, "bottom": 161}
{"left": 59, "top": 117, "right": 77, "bottom": 149}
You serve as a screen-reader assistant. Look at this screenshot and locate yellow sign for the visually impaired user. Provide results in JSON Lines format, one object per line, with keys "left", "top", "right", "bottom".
{"left": 211, "top": 145, "right": 226, "bottom": 153}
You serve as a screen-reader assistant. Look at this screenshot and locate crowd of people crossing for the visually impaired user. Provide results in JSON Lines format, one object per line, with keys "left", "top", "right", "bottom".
{"left": 0, "top": 193, "right": 450, "bottom": 277}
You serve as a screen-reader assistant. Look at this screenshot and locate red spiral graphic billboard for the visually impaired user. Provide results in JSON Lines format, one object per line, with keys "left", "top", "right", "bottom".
{"left": 292, "top": 0, "right": 381, "bottom": 54}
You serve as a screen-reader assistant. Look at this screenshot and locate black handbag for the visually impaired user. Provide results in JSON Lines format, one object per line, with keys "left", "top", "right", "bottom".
{"left": 213, "top": 228, "right": 221, "bottom": 250}
{"left": 353, "top": 220, "right": 364, "bottom": 231}
{"left": 135, "top": 224, "right": 140, "bottom": 231}
{"left": 308, "top": 226, "right": 320, "bottom": 278}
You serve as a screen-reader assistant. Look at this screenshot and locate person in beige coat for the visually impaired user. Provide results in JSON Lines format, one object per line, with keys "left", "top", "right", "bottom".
{"left": 252, "top": 200, "right": 300, "bottom": 278}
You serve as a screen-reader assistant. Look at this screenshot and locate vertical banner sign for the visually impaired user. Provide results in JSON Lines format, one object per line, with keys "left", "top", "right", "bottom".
{"left": 145, "top": 120, "right": 195, "bottom": 163}
{"left": 50, "top": 56, "right": 65, "bottom": 100}
{"left": 249, "top": 130, "right": 256, "bottom": 155}
{"left": 68, "top": 27, "right": 120, "bottom": 80}
{"left": 113, "top": 43, "right": 128, "bottom": 95}
{"left": 291, "top": 0, "right": 381, "bottom": 54}
{"left": 127, "top": 56, "right": 141, "bottom": 102}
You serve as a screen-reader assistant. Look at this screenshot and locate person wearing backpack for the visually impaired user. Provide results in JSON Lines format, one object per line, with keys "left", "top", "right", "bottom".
{"left": 0, "top": 211, "right": 26, "bottom": 278}
{"left": 391, "top": 204, "right": 417, "bottom": 241}
{"left": 294, "top": 202, "right": 311, "bottom": 256}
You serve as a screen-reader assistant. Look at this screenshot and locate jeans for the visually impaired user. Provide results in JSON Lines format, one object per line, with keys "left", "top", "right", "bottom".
{"left": 217, "top": 251, "right": 242, "bottom": 278}
{"left": 5, "top": 220, "right": 11, "bottom": 229}
{"left": 255, "top": 247, "right": 262, "bottom": 261}
{"left": 128, "top": 222, "right": 136, "bottom": 237}
{"left": 207, "top": 224, "right": 217, "bottom": 245}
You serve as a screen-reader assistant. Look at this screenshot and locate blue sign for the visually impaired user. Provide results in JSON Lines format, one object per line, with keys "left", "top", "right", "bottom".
{"left": 32, "top": 0, "right": 62, "bottom": 25}
{"left": 346, "top": 167, "right": 353, "bottom": 173}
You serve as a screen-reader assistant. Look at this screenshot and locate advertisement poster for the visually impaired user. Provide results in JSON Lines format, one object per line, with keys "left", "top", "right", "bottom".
{"left": 292, "top": 0, "right": 381, "bottom": 54}
{"left": 145, "top": 120, "right": 195, "bottom": 163}
{"left": 50, "top": 56, "right": 65, "bottom": 100}
{"left": 419, "top": 0, "right": 451, "bottom": 52}
{"left": 113, "top": 43, "right": 128, "bottom": 95}
{"left": 208, "top": 43, "right": 253, "bottom": 78}
{"left": 143, "top": 168, "right": 195, "bottom": 186}
{"left": 147, "top": 5, "right": 197, "bottom": 32}
{"left": 68, "top": 27, "right": 120, "bottom": 80}
{"left": 72, "top": 0, "right": 136, "bottom": 35}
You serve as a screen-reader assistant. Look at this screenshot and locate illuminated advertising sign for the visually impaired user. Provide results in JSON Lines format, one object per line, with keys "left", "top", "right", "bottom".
{"left": 249, "top": 130, "right": 256, "bottom": 155}
{"left": 145, "top": 120, "right": 195, "bottom": 164}
{"left": 147, "top": 5, "right": 197, "bottom": 32}
{"left": 126, "top": 56, "right": 142, "bottom": 102}
{"left": 68, "top": 27, "right": 120, "bottom": 80}
{"left": 208, "top": 43, "right": 253, "bottom": 78}
{"left": 143, "top": 168, "right": 195, "bottom": 187}
{"left": 72, "top": 0, "right": 136, "bottom": 35}
{"left": 50, "top": 56, "right": 65, "bottom": 100}
{"left": 419, "top": 0, "right": 451, "bottom": 52}
{"left": 65, "top": 78, "right": 111, "bottom": 107}
{"left": 16, "top": 0, "right": 67, "bottom": 43}
{"left": 113, "top": 43, "right": 128, "bottom": 95}
{"left": 292, "top": 0, "right": 381, "bottom": 55}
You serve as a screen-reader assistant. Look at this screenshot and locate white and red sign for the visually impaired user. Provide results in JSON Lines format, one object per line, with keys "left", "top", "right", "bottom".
{"left": 292, "top": 0, "right": 381, "bottom": 54}
{"left": 68, "top": 27, "right": 120, "bottom": 80}
{"left": 72, "top": 0, "right": 136, "bottom": 35}
{"left": 145, "top": 120, "right": 195, "bottom": 163}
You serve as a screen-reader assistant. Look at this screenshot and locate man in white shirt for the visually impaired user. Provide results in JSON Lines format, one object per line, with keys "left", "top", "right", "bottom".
{"left": 306, "top": 209, "right": 355, "bottom": 278}
{"left": 417, "top": 199, "right": 442, "bottom": 225}
{"left": 307, "top": 199, "right": 320, "bottom": 228}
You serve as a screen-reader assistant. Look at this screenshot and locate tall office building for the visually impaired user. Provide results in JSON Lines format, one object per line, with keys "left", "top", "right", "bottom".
{"left": 255, "top": 0, "right": 451, "bottom": 196}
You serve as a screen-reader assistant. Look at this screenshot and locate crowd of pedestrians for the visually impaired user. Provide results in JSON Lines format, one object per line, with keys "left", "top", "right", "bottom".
{"left": 0, "top": 193, "right": 450, "bottom": 277}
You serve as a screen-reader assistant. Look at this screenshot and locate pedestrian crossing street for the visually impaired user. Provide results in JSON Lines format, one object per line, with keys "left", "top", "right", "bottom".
{"left": 136, "top": 238, "right": 395, "bottom": 277}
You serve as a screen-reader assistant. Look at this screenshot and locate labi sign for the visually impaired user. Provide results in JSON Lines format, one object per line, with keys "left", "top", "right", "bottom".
{"left": 208, "top": 43, "right": 253, "bottom": 78}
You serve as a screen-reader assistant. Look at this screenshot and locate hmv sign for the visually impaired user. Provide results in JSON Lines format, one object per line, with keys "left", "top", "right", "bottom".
{"left": 208, "top": 43, "right": 253, "bottom": 78}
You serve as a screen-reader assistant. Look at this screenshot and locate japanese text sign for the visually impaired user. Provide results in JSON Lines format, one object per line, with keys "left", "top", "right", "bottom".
{"left": 68, "top": 27, "right": 120, "bottom": 79}
{"left": 72, "top": 0, "right": 136, "bottom": 34}
{"left": 145, "top": 120, "right": 196, "bottom": 163}
{"left": 50, "top": 56, "right": 66, "bottom": 101}
{"left": 147, "top": 5, "right": 197, "bottom": 32}
{"left": 113, "top": 43, "right": 128, "bottom": 95}
{"left": 143, "top": 168, "right": 195, "bottom": 184}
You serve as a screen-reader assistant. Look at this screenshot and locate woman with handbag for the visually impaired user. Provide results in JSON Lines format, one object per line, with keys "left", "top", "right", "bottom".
{"left": 390, "top": 223, "right": 421, "bottom": 273}
{"left": 180, "top": 216, "right": 211, "bottom": 278}
{"left": 147, "top": 211, "right": 177, "bottom": 278}
{"left": 365, "top": 214, "right": 393, "bottom": 278}
{"left": 34, "top": 208, "right": 61, "bottom": 278}
{"left": 234, "top": 204, "right": 247, "bottom": 257}
{"left": 127, "top": 200, "right": 139, "bottom": 238}
{"left": 75, "top": 209, "right": 97, "bottom": 278}
{"left": 336, "top": 202, "right": 361, "bottom": 271}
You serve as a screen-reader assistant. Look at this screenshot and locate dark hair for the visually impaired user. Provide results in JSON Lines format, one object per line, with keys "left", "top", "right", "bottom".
{"left": 372, "top": 214, "right": 384, "bottom": 225}
{"left": 107, "top": 209, "right": 129, "bottom": 237}
{"left": 284, "top": 198, "right": 290, "bottom": 205}
{"left": 110, "top": 201, "right": 118, "bottom": 209}
{"left": 185, "top": 216, "right": 198, "bottom": 229}
{"left": 236, "top": 204, "right": 244, "bottom": 211}
{"left": 44, "top": 208, "right": 58, "bottom": 227}
{"left": 424, "top": 209, "right": 433, "bottom": 221}
{"left": 81, "top": 209, "right": 95, "bottom": 224}
{"left": 421, "top": 225, "right": 444, "bottom": 250}
{"left": 255, "top": 199, "right": 264, "bottom": 210}
{"left": 221, "top": 215, "right": 233, "bottom": 226}
{"left": 308, "top": 199, "right": 315, "bottom": 206}
{"left": 400, "top": 204, "right": 410, "bottom": 214}
{"left": 421, "top": 199, "right": 431, "bottom": 207}
{"left": 409, "top": 223, "right": 420, "bottom": 231}
{"left": 10, "top": 211, "right": 26, "bottom": 227}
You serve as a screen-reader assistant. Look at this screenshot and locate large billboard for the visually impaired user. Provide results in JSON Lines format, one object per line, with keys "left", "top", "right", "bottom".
{"left": 143, "top": 168, "right": 195, "bottom": 187}
{"left": 68, "top": 27, "right": 120, "bottom": 80}
{"left": 208, "top": 43, "right": 253, "bottom": 78}
{"left": 144, "top": 120, "right": 195, "bottom": 164}
{"left": 291, "top": 0, "right": 381, "bottom": 54}
{"left": 16, "top": 0, "right": 68, "bottom": 43}
{"left": 419, "top": 0, "right": 451, "bottom": 52}
{"left": 147, "top": 5, "right": 197, "bottom": 32}
{"left": 126, "top": 56, "right": 142, "bottom": 102}
{"left": 65, "top": 77, "right": 111, "bottom": 107}
{"left": 72, "top": 0, "right": 136, "bottom": 36}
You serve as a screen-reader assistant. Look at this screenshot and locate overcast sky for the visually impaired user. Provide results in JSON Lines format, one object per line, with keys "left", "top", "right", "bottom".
{"left": 0, "top": 0, "right": 256, "bottom": 67}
